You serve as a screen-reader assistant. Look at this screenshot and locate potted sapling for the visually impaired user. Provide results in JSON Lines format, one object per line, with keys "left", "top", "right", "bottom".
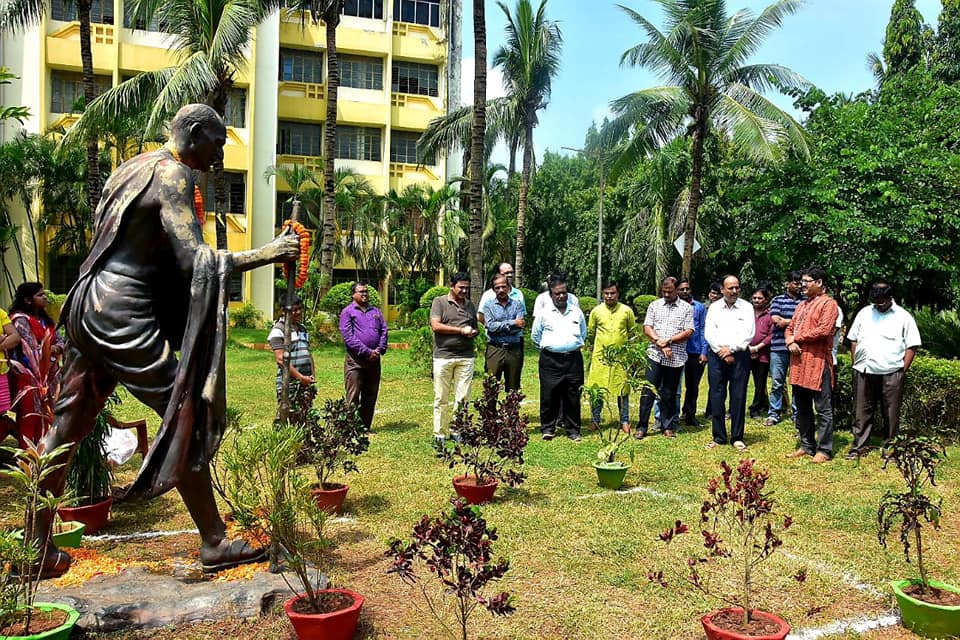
{"left": 878, "top": 433, "right": 960, "bottom": 638}
{"left": 386, "top": 497, "right": 515, "bottom": 640}
{"left": 581, "top": 384, "right": 634, "bottom": 489}
{"left": 649, "top": 459, "right": 804, "bottom": 639}
{"left": 438, "top": 376, "right": 528, "bottom": 505}
{"left": 301, "top": 397, "right": 370, "bottom": 514}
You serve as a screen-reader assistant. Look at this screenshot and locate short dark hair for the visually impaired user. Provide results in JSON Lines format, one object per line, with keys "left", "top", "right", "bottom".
{"left": 709, "top": 281, "right": 722, "bottom": 293}
{"left": 661, "top": 276, "right": 678, "bottom": 288}
{"left": 870, "top": 282, "right": 894, "bottom": 301}
{"left": 351, "top": 281, "right": 369, "bottom": 294}
{"left": 491, "top": 274, "right": 509, "bottom": 287}
{"left": 787, "top": 270, "right": 803, "bottom": 283}
{"left": 602, "top": 280, "right": 620, "bottom": 291}
{"left": 547, "top": 272, "right": 567, "bottom": 290}
{"left": 752, "top": 286, "right": 772, "bottom": 301}
{"left": 803, "top": 265, "right": 827, "bottom": 284}
{"left": 677, "top": 278, "right": 691, "bottom": 288}
{"left": 449, "top": 271, "right": 470, "bottom": 285}
{"left": 285, "top": 295, "right": 304, "bottom": 309}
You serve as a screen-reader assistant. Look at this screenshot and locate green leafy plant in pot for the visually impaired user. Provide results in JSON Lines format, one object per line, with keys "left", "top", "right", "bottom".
{"left": 58, "top": 394, "right": 119, "bottom": 534}
{"left": 581, "top": 384, "right": 634, "bottom": 489}
{"left": 649, "top": 459, "right": 804, "bottom": 640}
{"left": 438, "top": 377, "right": 529, "bottom": 505}
{"left": 878, "top": 433, "right": 960, "bottom": 638}
{"left": 300, "top": 398, "right": 370, "bottom": 514}
{"left": 219, "top": 423, "right": 363, "bottom": 640}
{"left": 0, "top": 438, "right": 79, "bottom": 639}
{"left": 386, "top": 497, "right": 515, "bottom": 640}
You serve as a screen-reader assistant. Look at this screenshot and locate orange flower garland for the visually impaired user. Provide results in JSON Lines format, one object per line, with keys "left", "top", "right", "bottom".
{"left": 193, "top": 185, "right": 205, "bottom": 225}
{"left": 281, "top": 219, "right": 311, "bottom": 289}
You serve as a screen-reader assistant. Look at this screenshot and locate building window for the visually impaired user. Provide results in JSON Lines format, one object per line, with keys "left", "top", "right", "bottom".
{"left": 52, "top": 0, "right": 114, "bottom": 23}
{"left": 50, "top": 71, "right": 111, "bottom": 113}
{"left": 278, "top": 121, "right": 323, "bottom": 156}
{"left": 337, "top": 126, "right": 382, "bottom": 161}
{"left": 229, "top": 272, "right": 243, "bottom": 302}
{"left": 392, "top": 60, "right": 439, "bottom": 97}
{"left": 204, "top": 171, "right": 247, "bottom": 215}
{"left": 342, "top": 0, "right": 383, "bottom": 19}
{"left": 340, "top": 55, "right": 383, "bottom": 91}
{"left": 390, "top": 130, "right": 433, "bottom": 164}
{"left": 280, "top": 48, "right": 324, "bottom": 84}
{"left": 123, "top": 2, "right": 168, "bottom": 30}
{"left": 393, "top": 0, "right": 440, "bottom": 27}
{"left": 224, "top": 88, "right": 247, "bottom": 128}
{"left": 46, "top": 254, "right": 83, "bottom": 295}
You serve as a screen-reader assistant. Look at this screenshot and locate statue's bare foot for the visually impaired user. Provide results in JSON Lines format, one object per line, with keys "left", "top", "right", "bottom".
{"left": 200, "top": 537, "right": 266, "bottom": 575}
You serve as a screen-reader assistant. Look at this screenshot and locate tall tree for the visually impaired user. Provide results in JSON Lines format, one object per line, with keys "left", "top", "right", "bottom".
{"left": 492, "top": 0, "right": 561, "bottom": 287}
{"left": 468, "top": 0, "right": 486, "bottom": 303}
{"left": 934, "top": 0, "right": 960, "bottom": 83}
{"left": 64, "top": 0, "right": 283, "bottom": 250}
{"left": 606, "top": 0, "right": 809, "bottom": 280}
{"left": 0, "top": 0, "right": 100, "bottom": 215}
{"left": 883, "top": 0, "right": 926, "bottom": 76}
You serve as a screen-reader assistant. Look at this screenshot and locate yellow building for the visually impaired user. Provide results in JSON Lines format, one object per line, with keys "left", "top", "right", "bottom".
{"left": 0, "top": 0, "right": 462, "bottom": 315}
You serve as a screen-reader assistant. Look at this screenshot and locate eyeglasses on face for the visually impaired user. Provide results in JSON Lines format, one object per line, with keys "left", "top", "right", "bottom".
{"left": 800, "top": 278, "right": 815, "bottom": 284}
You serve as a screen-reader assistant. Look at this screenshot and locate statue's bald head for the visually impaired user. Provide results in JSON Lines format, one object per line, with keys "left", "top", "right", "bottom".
{"left": 168, "top": 104, "right": 226, "bottom": 171}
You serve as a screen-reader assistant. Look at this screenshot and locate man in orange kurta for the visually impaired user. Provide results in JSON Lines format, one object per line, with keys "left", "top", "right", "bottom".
{"left": 784, "top": 266, "right": 839, "bottom": 462}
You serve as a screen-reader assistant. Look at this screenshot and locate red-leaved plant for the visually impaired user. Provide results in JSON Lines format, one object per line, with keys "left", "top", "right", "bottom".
{"left": 439, "top": 376, "right": 528, "bottom": 487}
{"left": 386, "top": 497, "right": 515, "bottom": 640}
{"left": 649, "top": 459, "right": 805, "bottom": 628}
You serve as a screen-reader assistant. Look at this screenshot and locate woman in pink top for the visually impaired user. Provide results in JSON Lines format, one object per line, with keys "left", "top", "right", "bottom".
{"left": 748, "top": 286, "right": 773, "bottom": 419}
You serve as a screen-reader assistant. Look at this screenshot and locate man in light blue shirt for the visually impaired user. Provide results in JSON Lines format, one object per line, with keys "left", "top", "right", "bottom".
{"left": 478, "top": 262, "right": 525, "bottom": 309}
{"left": 531, "top": 275, "right": 587, "bottom": 441}
{"left": 478, "top": 274, "right": 526, "bottom": 391}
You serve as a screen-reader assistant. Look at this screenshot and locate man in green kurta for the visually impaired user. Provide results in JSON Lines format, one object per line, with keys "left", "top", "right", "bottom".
{"left": 586, "top": 281, "right": 636, "bottom": 430}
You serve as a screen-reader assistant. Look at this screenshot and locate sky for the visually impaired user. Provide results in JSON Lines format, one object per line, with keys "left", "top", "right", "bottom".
{"left": 459, "top": 0, "right": 943, "bottom": 163}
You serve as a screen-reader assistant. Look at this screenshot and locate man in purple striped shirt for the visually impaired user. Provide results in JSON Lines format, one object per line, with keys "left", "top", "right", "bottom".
{"left": 339, "top": 282, "right": 388, "bottom": 429}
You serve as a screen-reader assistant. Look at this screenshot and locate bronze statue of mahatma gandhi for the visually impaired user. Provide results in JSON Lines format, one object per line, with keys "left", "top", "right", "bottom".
{"left": 35, "top": 104, "right": 299, "bottom": 578}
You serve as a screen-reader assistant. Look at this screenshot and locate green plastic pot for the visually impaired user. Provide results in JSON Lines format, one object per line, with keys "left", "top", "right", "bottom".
{"left": 592, "top": 461, "right": 630, "bottom": 490}
{"left": 12, "top": 521, "right": 85, "bottom": 550}
{"left": 892, "top": 578, "right": 960, "bottom": 638}
{"left": 0, "top": 602, "right": 80, "bottom": 640}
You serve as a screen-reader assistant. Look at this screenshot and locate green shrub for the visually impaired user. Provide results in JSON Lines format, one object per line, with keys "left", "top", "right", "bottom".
{"left": 394, "top": 277, "right": 433, "bottom": 314}
{"left": 912, "top": 308, "right": 960, "bottom": 359}
{"left": 579, "top": 296, "right": 598, "bottom": 318}
{"left": 632, "top": 294, "right": 658, "bottom": 319}
{"left": 518, "top": 287, "right": 538, "bottom": 321}
{"left": 230, "top": 302, "right": 265, "bottom": 329}
{"left": 319, "top": 281, "right": 383, "bottom": 316}
{"left": 408, "top": 326, "right": 434, "bottom": 376}
{"left": 835, "top": 354, "right": 960, "bottom": 439}
{"left": 419, "top": 285, "right": 450, "bottom": 309}
{"left": 409, "top": 308, "right": 430, "bottom": 328}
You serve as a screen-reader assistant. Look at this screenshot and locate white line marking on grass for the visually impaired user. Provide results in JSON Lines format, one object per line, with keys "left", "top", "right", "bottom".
{"left": 782, "top": 552, "right": 886, "bottom": 600}
{"left": 787, "top": 613, "right": 899, "bottom": 639}
{"left": 577, "top": 485, "right": 684, "bottom": 500}
{"left": 86, "top": 529, "right": 199, "bottom": 542}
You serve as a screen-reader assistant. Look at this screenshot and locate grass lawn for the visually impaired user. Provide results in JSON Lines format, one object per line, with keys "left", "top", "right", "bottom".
{"left": 3, "top": 333, "right": 959, "bottom": 639}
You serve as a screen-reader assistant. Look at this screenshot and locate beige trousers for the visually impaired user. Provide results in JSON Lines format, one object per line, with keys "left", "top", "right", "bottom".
{"left": 432, "top": 357, "right": 474, "bottom": 437}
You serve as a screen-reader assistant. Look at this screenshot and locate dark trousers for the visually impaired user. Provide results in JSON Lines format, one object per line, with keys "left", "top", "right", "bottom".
{"left": 538, "top": 349, "right": 583, "bottom": 435}
{"left": 749, "top": 359, "right": 770, "bottom": 417}
{"left": 344, "top": 351, "right": 382, "bottom": 430}
{"left": 681, "top": 356, "right": 705, "bottom": 420}
{"left": 794, "top": 364, "right": 834, "bottom": 457}
{"left": 707, "top": 351, "right": 751, "bottom": 444}
{"left": 485, "top": 343, "right": 524, "bottom": 392}
{"left": 639, "top": 358, "right": 683, "bottom": 432}
{"left": 851, "top": 369, "right": 904, "bottom": 454}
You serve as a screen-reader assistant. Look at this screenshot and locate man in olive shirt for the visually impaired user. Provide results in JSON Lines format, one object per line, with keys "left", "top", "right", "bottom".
{"left": 430, "top": 272, "right": 479, "bottom": 444}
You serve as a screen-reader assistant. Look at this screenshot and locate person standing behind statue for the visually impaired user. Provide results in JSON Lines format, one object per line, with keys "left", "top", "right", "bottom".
{"left": 478, "top": 274, "right": 525, "bottom": 392}
{"left": 338, "top": 282, "right": 388, "bottom": 430}
{"left": 0, "top": 308, "right": 21, "bottom": 442}
{"left": 531, "top": 275, "right": 587, "bottom": 441}
{"left": 704, "top": 275, "right": 755, "bottom": 451}
{"left": 586, "top": 281, "right": 636, "bottom": 431}
{"left": 784, "top": 266, "right": 839, "bottom": 463}
{"left": 765, "top": 271, "right": 803, "bottom": 426}
{"left": 430, "top": 272, "right": 478, "bottom": 445}
{"left": 845, "top": 282, "right": 920, "bottom": 460}
{"left": 268, "top": 296, "right": 315, "bottom": 415}
{"left": 747, "top": 286, "right": 773, "bottom": 419}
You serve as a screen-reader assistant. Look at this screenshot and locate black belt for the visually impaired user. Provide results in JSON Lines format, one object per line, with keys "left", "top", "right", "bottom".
{"left": 488, "top": 341, "right": 522, "bottom": 349}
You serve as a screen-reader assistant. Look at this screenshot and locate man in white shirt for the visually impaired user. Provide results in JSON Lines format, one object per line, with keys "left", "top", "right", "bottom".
{"left": 845, "top": 282, "right": 921, "bottom": 460}
{"left": 533, "top": 271, "right": 579, "bottom": 318}
{"left": 704, "top": 275, "right": 755, "bottom": 451}
{"left": 531, "top": 275, "right": 587, "bottom": 441}
{"left": 478, "top": 263, "right": 525, "bottom": 310}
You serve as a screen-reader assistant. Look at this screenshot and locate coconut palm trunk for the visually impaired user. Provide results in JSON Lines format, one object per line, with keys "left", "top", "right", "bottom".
{"left": 514, "top": 119, "right": 533, "bottom": 287}
{"left": 468, "top": 0, "right": 485, "bottom": 304}
{"left": 77, "top": 0, "right": 100, "bottom": 213}
{"left": 682, "top": 114, "right": 707, "bottom": 281}
{"left": 319, "top": 3, "right": 342, "bottom": 297}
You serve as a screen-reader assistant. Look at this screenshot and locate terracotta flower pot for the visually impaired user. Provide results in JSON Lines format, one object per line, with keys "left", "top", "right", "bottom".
{"left": 700, "top": 608, "right": 790, "bottom": 640}
{"left": 2, "top": 602, "right": 80, "bottom": 640}
{"left": 892, "top": 578, "right": 960, "bottom": 638}
{"left": 310, "top": 483, "right": 349, "bottom": 514}
{"left": 283, "top": 589, "right": 364, "bottom": 640}
{"left": 58, "top": 495, "right": 112, "bottom": 535}
{"left": 452, "top": 475, "right": 498, "bottom": 505}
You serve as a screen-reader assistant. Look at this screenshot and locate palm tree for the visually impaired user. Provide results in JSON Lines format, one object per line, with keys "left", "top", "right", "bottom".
{"left": 385, "top": 183, "right": 464, "bottom": 277}
{"left": 468, "top": 0, "right": 486, "bottom": 303}
{"left": 0, "top": 0, "right": 101, "bottom": 214}
{"left": 606, "top": 0, "right": 809, "bottom": 279}
{"left": 64, "top": 0, "right": 284, "bottom": 250}
{"left": 492, "top": 0, "right": 561, "bottom": 287}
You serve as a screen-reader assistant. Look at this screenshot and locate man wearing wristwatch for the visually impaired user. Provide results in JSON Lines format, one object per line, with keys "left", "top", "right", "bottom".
{"left": 430, "top": 272, "right": 479, "bottom": 445}
{"left": 704, "top": 275, "right": 756, "bottom": 451}
{"left": 636, "top": 277, "right": 694, "bottom": 439}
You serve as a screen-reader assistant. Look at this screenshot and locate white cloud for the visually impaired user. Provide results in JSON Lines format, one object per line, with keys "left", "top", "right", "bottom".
{"left": 459, "top": 56, "right": 506, "bottom": 107}
{"left": 591, "top": 103, "right": 614, "bottom": 126}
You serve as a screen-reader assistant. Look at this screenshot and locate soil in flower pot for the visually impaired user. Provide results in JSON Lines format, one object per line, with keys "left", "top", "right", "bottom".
{"left": 902, "top": 583, "right": 960, "bottom": 606}
{"left": 701, "top": 608, "right": 790, "bottom": 640}
{"left": 452, "top": 475, "right": 498, "bottom": 505}
{"left": 0, "top": 603, "right": 78, "bottom": 638}
{"left": 310, "top": 482, "right": 349, "bottom": 514}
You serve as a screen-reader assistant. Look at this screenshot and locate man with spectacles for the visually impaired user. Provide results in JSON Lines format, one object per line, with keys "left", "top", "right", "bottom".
{"left": 478, "top": 262, "right": 525, "bottom": 309}
{"left": 339, "top": 281, "right": 388, "bottom": 430}
{"left": 845, "top": 282, "right": 920, "bottom": 460}
{"left": 785, "top": 266, "right": 839, "bottom": 463}
{"left": 765, "top": 270, "right": 804, "bottom": 426}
